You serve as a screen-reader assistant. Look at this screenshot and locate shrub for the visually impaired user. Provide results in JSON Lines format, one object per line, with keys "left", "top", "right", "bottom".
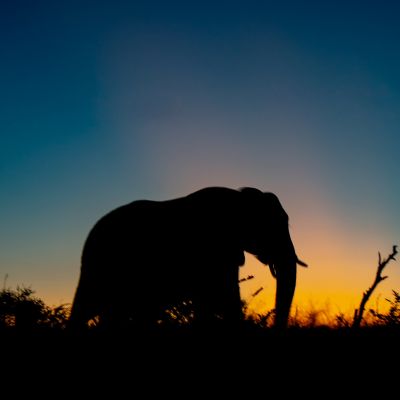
{"left": 0, "top": 285, "right": 70, "bottom": 330}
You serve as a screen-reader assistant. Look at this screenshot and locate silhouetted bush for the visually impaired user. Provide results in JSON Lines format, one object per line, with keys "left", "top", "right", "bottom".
{"left": 0, "top": 285, "right": 69, "bottom": 331}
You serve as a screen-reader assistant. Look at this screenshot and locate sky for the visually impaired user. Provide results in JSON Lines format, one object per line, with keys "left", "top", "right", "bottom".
{"left": 1, "top": 0, "right": 399, "bottom": 319}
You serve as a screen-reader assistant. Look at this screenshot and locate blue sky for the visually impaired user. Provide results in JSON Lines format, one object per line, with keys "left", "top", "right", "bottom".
{"left": 1, "top": 1, "right": 399, "bottom": 312}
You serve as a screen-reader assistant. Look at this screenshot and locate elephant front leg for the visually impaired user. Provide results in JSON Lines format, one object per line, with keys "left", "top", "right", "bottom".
{"left": 218, "top": 270, "right": 242, "bottom": 326}
{"left": 193, "top": 263, "right": 242, "bottom": 329}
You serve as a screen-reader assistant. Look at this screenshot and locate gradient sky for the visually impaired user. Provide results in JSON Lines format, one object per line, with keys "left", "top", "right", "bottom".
{"left": 1, "top": 1, "right": 399, "bottom": 318}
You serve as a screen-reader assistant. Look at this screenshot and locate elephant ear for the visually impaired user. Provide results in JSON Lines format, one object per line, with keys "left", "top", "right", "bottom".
{"left": 239, "top": 187, "right": 264, "bottom": 217}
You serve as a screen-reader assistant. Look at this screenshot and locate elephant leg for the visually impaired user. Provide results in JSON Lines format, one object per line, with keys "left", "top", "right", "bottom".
{"left": 69, "top": 264, "right": 117, "bottom": 331}
{"left": 192, "top": 263, "right": 242, "bottom": 329}
{"left": 217, "top": 264, "right": 242, "bottom": 324}
{"left": 133, "top": 302, "right": 164, "bottom": 329}
{"left": 69, "top": 270, "right": 99, "bottom": 330}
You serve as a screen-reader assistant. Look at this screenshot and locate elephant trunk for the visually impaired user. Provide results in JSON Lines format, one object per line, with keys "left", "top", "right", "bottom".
{"left": 274, "top": 256, "right": 296, "bottom": 328}
{"left": 273, "top": 235, "right": 299, "bottom": 329}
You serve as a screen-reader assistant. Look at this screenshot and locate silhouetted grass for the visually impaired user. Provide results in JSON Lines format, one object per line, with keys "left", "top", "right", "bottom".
{"left": 2, "top": 245, "right": 398, "bottom": 393}
{"left": 1, "top": 283, "right": 399, "bottom": 385}
{"left": 1, "top": 285, "right": 399, "bottom": 335}
{"left": 1, "top": 245, "right": 398, "bottom": 346}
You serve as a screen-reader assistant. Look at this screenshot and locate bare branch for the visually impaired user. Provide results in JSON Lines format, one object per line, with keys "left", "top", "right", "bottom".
{"left": 353, "top": 245, "right": 398, "bottom": 328}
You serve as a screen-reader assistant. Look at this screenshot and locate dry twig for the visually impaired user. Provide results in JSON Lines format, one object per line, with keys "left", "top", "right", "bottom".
{"left": 238, "top": 275, "right": 255, "bottom": 283}
{"left": 251, "top": 287, "right": 264, "bottom": 297}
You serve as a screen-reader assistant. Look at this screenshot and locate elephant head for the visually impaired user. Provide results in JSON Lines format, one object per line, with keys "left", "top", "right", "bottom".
{"left": 240, "top": 187, "right": 307, "bottom": 328}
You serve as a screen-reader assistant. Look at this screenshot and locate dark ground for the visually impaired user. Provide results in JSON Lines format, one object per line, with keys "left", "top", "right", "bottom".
{"left": 3, "top": 325, "right": 399, "bottom": 366}
{"left": 2, "top": 326, "right": 398, "bottom": 396}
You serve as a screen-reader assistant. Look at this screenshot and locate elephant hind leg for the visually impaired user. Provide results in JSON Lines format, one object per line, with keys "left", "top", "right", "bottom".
{"left": 68, "top": 271, "right": 100, "bottom": 331}
{"left": 68, "top": 290, "right": 90, "bottom": 331}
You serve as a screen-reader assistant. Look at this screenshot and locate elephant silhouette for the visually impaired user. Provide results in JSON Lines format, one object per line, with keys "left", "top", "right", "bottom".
{"left": 69, "top": 187, "right": 306, "bottom": 331}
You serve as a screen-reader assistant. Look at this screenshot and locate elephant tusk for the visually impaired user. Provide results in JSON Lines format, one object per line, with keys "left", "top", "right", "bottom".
{"left": 297, "top": 258, "right": 308, "bottom": 267}
{"left": 269, "top": 264, "right": 277, "bottom": 278}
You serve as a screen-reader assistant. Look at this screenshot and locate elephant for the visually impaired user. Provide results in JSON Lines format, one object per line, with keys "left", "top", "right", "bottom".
{"left": 69, "top": 186, "right": 306, "bottom": 331}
